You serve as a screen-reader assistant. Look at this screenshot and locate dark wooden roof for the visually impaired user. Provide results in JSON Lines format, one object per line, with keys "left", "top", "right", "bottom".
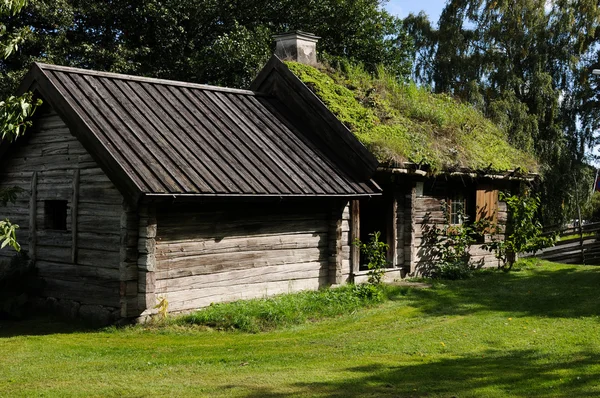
{"left": 16, "top": 63, "right": 381, "bottom": 200}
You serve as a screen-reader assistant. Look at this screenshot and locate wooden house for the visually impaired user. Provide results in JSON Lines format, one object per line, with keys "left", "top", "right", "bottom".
{"left": 255, "top": 32, "right": 538, "bottom": 280}
{"left": 0, "top": 61, "right": 381, "bottom": 323}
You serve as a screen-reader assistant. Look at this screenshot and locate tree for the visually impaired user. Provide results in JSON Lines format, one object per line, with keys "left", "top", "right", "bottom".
{"left": 0, "top": 0, "right": 41, "bottom": 251}
{"left": 0, "top": 0, "right": 413, "bottom": 97}
{"left": 484, "top": 191, "right": 553, "bottom": 271}
{"left": 404, "top": 0, "right": 600, "bottom": 225}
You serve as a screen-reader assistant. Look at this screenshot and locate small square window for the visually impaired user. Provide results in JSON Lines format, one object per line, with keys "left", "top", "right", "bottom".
{"left": 44, "top": 200, "right": 68, "bottom": 231}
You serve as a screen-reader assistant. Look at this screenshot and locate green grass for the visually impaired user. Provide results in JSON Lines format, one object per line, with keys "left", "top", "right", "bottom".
{"left": 1, "top": 260, "right": 600, "bottom": 397}
{"left": 286, "top": 61, "right": 538, "bottom": 173}
{"left": 174, "top": 284, "right": 390, "bottom": 333}
{"left": 557, "top": 232, "right": 595, "bottom": 241}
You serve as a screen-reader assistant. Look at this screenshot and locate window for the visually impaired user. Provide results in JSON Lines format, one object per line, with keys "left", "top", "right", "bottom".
{"left": 44, "top": 200, "right": 68, "bottom": 231}
{"left": 448, "top": 193, "right": 468, "bottom": 225}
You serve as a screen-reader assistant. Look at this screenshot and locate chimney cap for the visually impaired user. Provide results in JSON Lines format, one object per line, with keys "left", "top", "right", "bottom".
{"left": 273, "top": 30, "right": 320, "bottom": 43}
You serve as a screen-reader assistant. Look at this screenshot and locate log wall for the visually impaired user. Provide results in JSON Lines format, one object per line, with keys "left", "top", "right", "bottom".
{"left": 0, "top": 108, "right": 127, "bottom": 320}
{"left": 409, "top": 181, "right": 506, "bottom": 274}
{"left": 154, "top": 201, "right": 350, "bottom": 313}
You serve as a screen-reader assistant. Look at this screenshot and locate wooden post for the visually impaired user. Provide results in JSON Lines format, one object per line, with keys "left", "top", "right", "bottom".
{"left": 29, "top": 171, "right": 37, "bottom": 262}
{"left": 120, "top": 200, "right": 139, "bottom": 318}
{"left": 71, "top": 169, "right": 80, "bottom": 264}
{"left": 350, "top": 200, "right": 360, "bottom": 277}
{"left": 328, "top": 201, "right": 344, "bottom": 285}
{"left": 137, "top": 204, "right": 157, "bottom": 318}
{"left": 387, "top": 196, "right": 398, "bottom": 267}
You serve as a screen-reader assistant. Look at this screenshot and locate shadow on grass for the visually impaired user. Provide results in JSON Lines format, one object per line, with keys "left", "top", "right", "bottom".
{"left": 239, "top": 348, "right": 600, "bottom": 397}
{"left": 401, "top": 264, "right": 600, "bottom": 319}
{"left": 0, "top": 313, "right": 92, "bottom": 338}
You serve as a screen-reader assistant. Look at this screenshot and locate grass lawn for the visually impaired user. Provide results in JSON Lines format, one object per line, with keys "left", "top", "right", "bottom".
{"left": 1, "top": 259, "right": 600, "bottom": 397}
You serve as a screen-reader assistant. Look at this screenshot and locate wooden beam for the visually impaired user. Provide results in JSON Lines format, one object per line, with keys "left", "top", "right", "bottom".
{"left": 387, "top": 196, "right": 398, "bottom": 267}
{"left": 71, "top": 169, "right": 80, "bottom": 263}
{"left": 29, "top": 171, "right": 37, "bottom": 261}
{"left": 350, "top": 200, "right": 360, "bottom": 276}
{"left": 328, "top": 201, "right": 344, "bottom": 285}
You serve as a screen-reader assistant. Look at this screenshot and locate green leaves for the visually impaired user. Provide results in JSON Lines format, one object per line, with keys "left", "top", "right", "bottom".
{"left": 0, "top": 219, "right": 20, "bottom": 251}
{"left": 0, "top": 92, "right": 41, "bottom": 142}
{"left": 0, "top": 0, "right": 29, "bottom": 16}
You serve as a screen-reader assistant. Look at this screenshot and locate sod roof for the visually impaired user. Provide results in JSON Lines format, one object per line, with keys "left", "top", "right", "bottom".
{"left": 286, "top": 61, "right": 538, "bottom": 174}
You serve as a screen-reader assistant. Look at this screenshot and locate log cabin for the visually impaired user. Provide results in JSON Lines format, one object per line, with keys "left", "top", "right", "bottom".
{"left": 0, "top": 58, "right": 381, "bottom": 323}
{"left": 0, "top": 32, "right": 537, "bottom": 323}
{"left": 253, "top": 32, "right": 539, "bottom": 281}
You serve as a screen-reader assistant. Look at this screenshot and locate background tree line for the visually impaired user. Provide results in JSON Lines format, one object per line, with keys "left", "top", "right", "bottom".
{"left": 2, "top": 0, "right": 600, "bottom": 226}
{"left": 404, "top": 0, "right": 600, "bottom": 225}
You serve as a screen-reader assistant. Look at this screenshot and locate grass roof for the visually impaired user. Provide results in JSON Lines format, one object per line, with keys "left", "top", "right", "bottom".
{"left": 286, "top": 61, "right": 538, "bottom": 173}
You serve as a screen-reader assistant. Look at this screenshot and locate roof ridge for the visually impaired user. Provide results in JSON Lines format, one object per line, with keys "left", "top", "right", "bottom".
{"left": 34, "top": 62, "right": 268, "bottom": 96}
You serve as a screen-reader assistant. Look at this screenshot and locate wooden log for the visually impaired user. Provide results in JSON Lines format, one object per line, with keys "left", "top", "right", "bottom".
{"left": 72, "top": 169, "right": 80, "bottom": 263}
{"left": 155, "top": 261, "right": 328, "bottom": 293}
{"left": 165, "top": 276, "right": 329, "bottom": 313}
{"left": 156, "top": 247, "right": 326, "bottom": 278}
{"left": 29, "top": 171, "right": 37, "bottom": 261}
{"left": 350, "top": 200, "right": 360, "bottom": 276}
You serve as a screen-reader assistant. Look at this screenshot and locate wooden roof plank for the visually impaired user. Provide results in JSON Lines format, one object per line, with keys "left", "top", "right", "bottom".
{"left": 101, "top": 77, "right": 214, "bottom": 193}
{"left": 122, "top": 80, "right": 233, "bottom": 193}
{"left": 239, "top": 96, "right": 338, "bottom": 194}
{"left": 211, "top": 92, "right": 306, "bottom": 194}
{"left": 192, "top": 90, "right": 287, "bottom": 194}
{"left": 177, "top": 87, "right": 275, "bottom": 194}
{"left": 253, "top": 96, "right": 357, "bottom": 193}
{"left": 77, "top": 73, "right": 188, "bottom": 193}
{"left": 138, "top": 82, "right": 249, "bottom": 193}
{"left": 155, "top": 86, "right": 266, "bottom": 193}
{"left": 48, "top": 70, "right": 156, "bottom": 193}
{"left": 222, "top": 93, "right": 322, "bottom": 194}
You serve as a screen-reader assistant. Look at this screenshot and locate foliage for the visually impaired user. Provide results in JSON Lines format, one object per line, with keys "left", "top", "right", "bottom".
{"left": 421, "top": 203, "right": 481, "bottom": 279}
{"left": 0, "top": 218, "right": 19, "bottom": 251}
{"left": 403, "top": 1, "right": 600, "bottom": 225}
{"left": 0, "top": 251, "right": 43, "bottom": 318}
{"left": 483, "top": 191, "right": 554, "bottom": 271}
{"left": 286, "top": 60, "right": 537, "bottom": 172}
{"left": 0, "top": 0, "right": 38, "bottom": 253}
{"left": 175, "top": 284, "right": 392, "bottom": 333}
{"left": 582, "top": 191, "right": 600, "bottom": 222}
{"left": 153, "top": 296, "right": 169, "bottom": 320}
{"left": 0, "top": 0, "right": 412, "bottom": 95}
{"left": 353, "top": 231, "right": 388, "bottom": 286}
{"left": 0, "top": 91, "right": 41, "bottom": 142}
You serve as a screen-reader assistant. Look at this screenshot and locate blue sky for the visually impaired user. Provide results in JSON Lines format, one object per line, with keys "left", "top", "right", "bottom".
{"left": 383, "top": 0, "right": 447, "bottom": 23}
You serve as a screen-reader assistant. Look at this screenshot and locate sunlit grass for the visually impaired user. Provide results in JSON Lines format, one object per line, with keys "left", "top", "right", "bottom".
{"left": 1, "top": 260, "right": 599, "bottom": 397}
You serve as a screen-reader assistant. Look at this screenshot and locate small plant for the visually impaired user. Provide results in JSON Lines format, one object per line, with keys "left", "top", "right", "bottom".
{"left": 422, "top": 202, "right": 481, "bottom": 279}
{"left": 483, "top": 191, "right": 554, "bottom": 271}
{"left": 354, "top": 231, "right": 388, "bottom": 285}
{"left": 154, "top": 296, "right": 169, "bottom": 320}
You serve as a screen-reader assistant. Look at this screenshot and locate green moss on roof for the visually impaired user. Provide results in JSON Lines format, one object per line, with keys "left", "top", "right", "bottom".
{"left": 286, "top": 61, "right": 538, "bottom": 173}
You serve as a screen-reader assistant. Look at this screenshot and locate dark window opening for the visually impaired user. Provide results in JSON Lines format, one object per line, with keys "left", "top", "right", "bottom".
{"left": 359, "top": 195, "right": 393, "bottom": 271}
{"left": 44, "top": 200, "right": 68, "bottom": 231}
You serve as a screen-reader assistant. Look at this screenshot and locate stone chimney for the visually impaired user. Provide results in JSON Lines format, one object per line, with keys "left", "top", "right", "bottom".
{"left": 273, "top": 31, "right": 320, "bottom": 65}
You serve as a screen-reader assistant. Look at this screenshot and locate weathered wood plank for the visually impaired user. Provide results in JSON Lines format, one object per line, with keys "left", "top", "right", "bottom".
{"left": 165, "top": 276, "right": 329, "bottom": 313}
{"left": 156, "top": 261, "right": 327, "bottom": 293}
{"left": 29, "top": 171, "right": 37, "bottom": 261}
